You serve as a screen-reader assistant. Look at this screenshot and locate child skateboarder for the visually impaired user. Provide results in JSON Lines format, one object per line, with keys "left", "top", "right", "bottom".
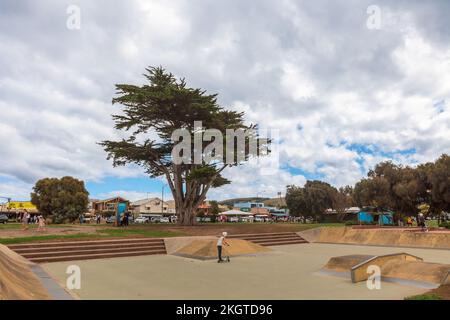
{"left": 217, "top": 232, "right": 230, "bottom": 263}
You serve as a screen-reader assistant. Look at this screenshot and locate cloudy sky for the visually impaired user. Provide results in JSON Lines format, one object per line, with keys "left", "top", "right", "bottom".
{"left": 1, "top": 0, "right": 450, "bottom": 202}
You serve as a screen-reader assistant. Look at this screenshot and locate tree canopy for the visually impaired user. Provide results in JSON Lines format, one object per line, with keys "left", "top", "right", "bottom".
{"left": 101, "top": 67, "right": 267, "bottom": 225}
{"left": 287, "top": 154, "right": 450, "bottom": 222}
{"left": 31, "top": 176, "right": 89, "bottom": 224}
{"left": 286, "top": 181, "right": 341, "bottom": 220}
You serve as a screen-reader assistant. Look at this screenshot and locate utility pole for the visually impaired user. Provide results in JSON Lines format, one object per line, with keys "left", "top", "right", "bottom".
{"left": 161, "top": 185, "right": 164, "bottom": 214}
{"left": 278, "top": 192, "right": 282, "bottom": 208}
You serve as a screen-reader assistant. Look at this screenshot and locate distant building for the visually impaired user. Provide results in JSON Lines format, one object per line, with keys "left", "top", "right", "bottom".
{"left": 87, "top": 199, "right": 99, "bottom": 214}
{"left": 92, "top": 197, "right": 129, "bottom": 215}
{"left": 196, "top": 201, "right": 229, "bottom": 216}
{"left": 234, "top": 201, "right": 288, "bottom": 216}
{"left": 197, "top": 202, "right": 212, "bottom": 215}
{"left": 234, "top": 202, "right": 265, "bottom": 211}
{"left": 1, "top": 200, "right": 39, "bottom": 217}
{"left": 165, "top": 200, "right": 176, "bottom": 214}
{"left": 131, "top": 198, "right": 171, "bottom": 215}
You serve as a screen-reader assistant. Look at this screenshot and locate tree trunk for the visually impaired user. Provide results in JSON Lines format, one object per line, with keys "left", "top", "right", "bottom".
{"left": 178, "top": 206, "right": 196, "bottom": 225}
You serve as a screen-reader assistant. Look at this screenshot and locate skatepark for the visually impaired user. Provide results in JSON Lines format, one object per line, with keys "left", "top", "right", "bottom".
{"left": 1, "top": 226, "right": 449, "bottom": 300}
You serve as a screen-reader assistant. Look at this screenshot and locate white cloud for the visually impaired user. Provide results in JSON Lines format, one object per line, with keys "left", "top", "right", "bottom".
{"left": 94, "top": 190, "right": 169, "bottom": 202}
{"left": 1, "top": 0, "right": 450, "bottom": 200}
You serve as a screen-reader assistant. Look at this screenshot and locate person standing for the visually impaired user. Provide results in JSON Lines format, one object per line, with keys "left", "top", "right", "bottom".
{"left": 217, "top": 232, "right": 230, "bottom": 263}
{"left": 22, "top": 210, "right": 30, "bottom": 230}
{"left": 124, "top": 212, "right": 129, "bottom": 227}
{"left": 37, "top": 215, "right": 46, "bottom": 232}
{"left": 407, "top": 216, "right": 413, "bottom": 228}
{"left": 418, "top": 213, "right": 428, "bottom": 232}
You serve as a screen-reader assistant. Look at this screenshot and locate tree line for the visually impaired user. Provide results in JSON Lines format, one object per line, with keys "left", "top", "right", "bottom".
{"left": 286, "top": 154, "right": 450, "bottom": 222}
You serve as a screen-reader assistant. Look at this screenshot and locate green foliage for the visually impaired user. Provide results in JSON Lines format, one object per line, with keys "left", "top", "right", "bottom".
{"left": 209, "top": 200, "right": 220, "bottom": 215}
{"left": 404, "top": 293, "right": 442, "bottom": 300}
{"left": 286, "top": 181, "right": 336, "bottom": 217}
{"left": 287, "top": 154, "right": 450, "bottom": 221}
{"left": 31, "top": 176, "right": 89, "bottom": 224}
{"left": 353, "top": 155, "right": 450, "bottom": 218}
{"left": 353, "top": 162, "right": 428, "bottom": 217}
{"left": 427, "top": 154, "right": 450, "bottom": 213}
{"left": 100, "top": 67, "right": 266, "bottom": 225}
{"left": 439, "top": 221, "right": 450, "bottom": 229}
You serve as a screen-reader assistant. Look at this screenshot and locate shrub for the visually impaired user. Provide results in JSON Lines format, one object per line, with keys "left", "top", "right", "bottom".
{"left": 439, "top": 221, "right": 450, "bottom": 229}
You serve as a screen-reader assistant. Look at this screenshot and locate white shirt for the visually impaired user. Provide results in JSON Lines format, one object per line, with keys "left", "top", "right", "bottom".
{"left": 217, "top": 236, "right": 224, "bottom": 246}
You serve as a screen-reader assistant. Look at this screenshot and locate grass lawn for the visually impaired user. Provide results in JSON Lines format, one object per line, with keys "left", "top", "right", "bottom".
{"left": 0, "top": 227, "right": 183, "bottom": 245}
{"left": 405, "top": 284, "right": 450, "bottom": 300}
{"left": 405, "top": 293, "right": 442, "bottom": 300}
{"left": 0, "top": 222, "right": 343, "bottom": 245}
{"left": 0, "top": 233, "right": 99, "bottom": 245}
{"left": 0, "top": 223, "right": 92, "bottom": 230}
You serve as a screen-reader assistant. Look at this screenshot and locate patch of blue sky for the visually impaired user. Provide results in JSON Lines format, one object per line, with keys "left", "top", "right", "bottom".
{"left": 434, "top": 99, "right": 445, "bottom": 114}
{"left": 86, "top": 176, "right": 164, "bottom": 197}
{"left": 346, "top": 143, "right": 416, "bottom": 158}
{"left": 282, "top": 164, "right": 325, "bottom": 181}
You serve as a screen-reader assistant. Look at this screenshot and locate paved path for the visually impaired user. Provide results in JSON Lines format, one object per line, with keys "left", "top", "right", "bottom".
{"left": 41, "top": 243, "right": 450, "bottom": 300}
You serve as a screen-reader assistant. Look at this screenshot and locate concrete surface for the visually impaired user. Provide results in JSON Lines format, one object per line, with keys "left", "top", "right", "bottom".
{"left": 0, "top": 244, "right": 52, "bottom": 300}
{"left": 300, "top": 227, "right": 450, "bottom": 249}
{"left": 41, "top": 243, "right": 450, "bottom": 300}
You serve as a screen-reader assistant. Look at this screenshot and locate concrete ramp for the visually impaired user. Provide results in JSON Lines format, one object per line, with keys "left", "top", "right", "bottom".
{"left": 300, "top": 227, "right": 450, "bottom": 249}
{"left": 173, "top": 239, "right": 271, "bottom": 260}
{"left": 324, "top": 254, "right": 375, "bottom": 272}
{"left": 322, "top": 252, "right": 450, "bottom": 288}
{"left": 0, "top": 244, "right": 52, "bottom": 300}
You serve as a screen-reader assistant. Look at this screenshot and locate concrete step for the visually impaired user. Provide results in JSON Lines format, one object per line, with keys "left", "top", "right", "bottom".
{"left": 228, "top": 232, "right": 297, "bottom": 239}
{"left": 8, "top": 237, "right": 167, "bottom": 263}
{"left": 21, "top": 246, "right": 166, "bottom": 259}
{"left": 229, "top": 232, "right": 308, "bottom": 246}
{"left": 257, "top": 239, "right": 309, "bottom": 246}
{"left": 238, "top": 235, "right": 302, "bottom": 242}
{"left": 15, "top": 244, "right": 166, "bottom": 258}
{"left": 11, "top": 242, "right": 165, "bottom": 254}
{"left": 28, "top": 249, "right": 166, "bottom": 263}
{"left": 8, "top": 238, "right": 164, "bottom": 249}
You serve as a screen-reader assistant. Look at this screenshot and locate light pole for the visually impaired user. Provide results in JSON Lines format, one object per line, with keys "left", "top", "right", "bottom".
{"left": 256, "top": 190, "right": 267, "bottom": 202}
{"left": 256, "top": 190, "right": 267, "bottom": 216}
{"left": 161, "top": 184, "right": 166, "bottom": 215}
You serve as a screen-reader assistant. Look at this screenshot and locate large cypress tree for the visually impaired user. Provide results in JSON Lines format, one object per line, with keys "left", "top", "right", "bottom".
{"left": 101, "top": 67, "right": 267, "bottom": 225}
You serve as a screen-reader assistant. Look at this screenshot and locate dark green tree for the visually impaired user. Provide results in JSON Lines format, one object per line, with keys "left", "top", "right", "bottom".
{"left": 334, "top": 186, "right": 355, "bottom": 221}
{"left": 426, "top": 154, "right": 450, "bottom": 222}
{"left": 31, "top": 176, "right": 89, "bottom": 224}
{"left": 354, "top": 161, "right": 428, "bottom": 219}
{"left": 286, "top": 181, "right": 337, "bottom": 221}
{"left": 210, "top": 200, "right": 220, "bottom": 215}
{"left": 100, "top": 67, "right": 267, "bottom": 225}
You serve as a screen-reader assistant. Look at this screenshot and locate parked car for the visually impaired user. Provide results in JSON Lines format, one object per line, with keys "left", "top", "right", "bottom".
{"left": 106, "top": 216, "right": 116, "bottom": 224}
{"left": 151, "top": 216, "right": 163, "bottom": 223}
{"left": 135, "top": 216, "right": 150, "bottom": 224}
{"left": 0, "top": 214, "right": 8, "bottom": 224}
{"left": 159, "top": 217, "right": 170, "bottom": 223}
{"left": 229, "top": 217, "right": 239, "bottom": 223}
{"left": 82, "top": 217, "right": 92, "bottom": 224}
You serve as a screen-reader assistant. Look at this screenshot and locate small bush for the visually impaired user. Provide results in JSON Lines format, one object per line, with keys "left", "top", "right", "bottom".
{"left": 405, "top": 293, "right": 442, "bottom": 300}
{"left": 439, "top": 221, "right": 450, "bottom": 229}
